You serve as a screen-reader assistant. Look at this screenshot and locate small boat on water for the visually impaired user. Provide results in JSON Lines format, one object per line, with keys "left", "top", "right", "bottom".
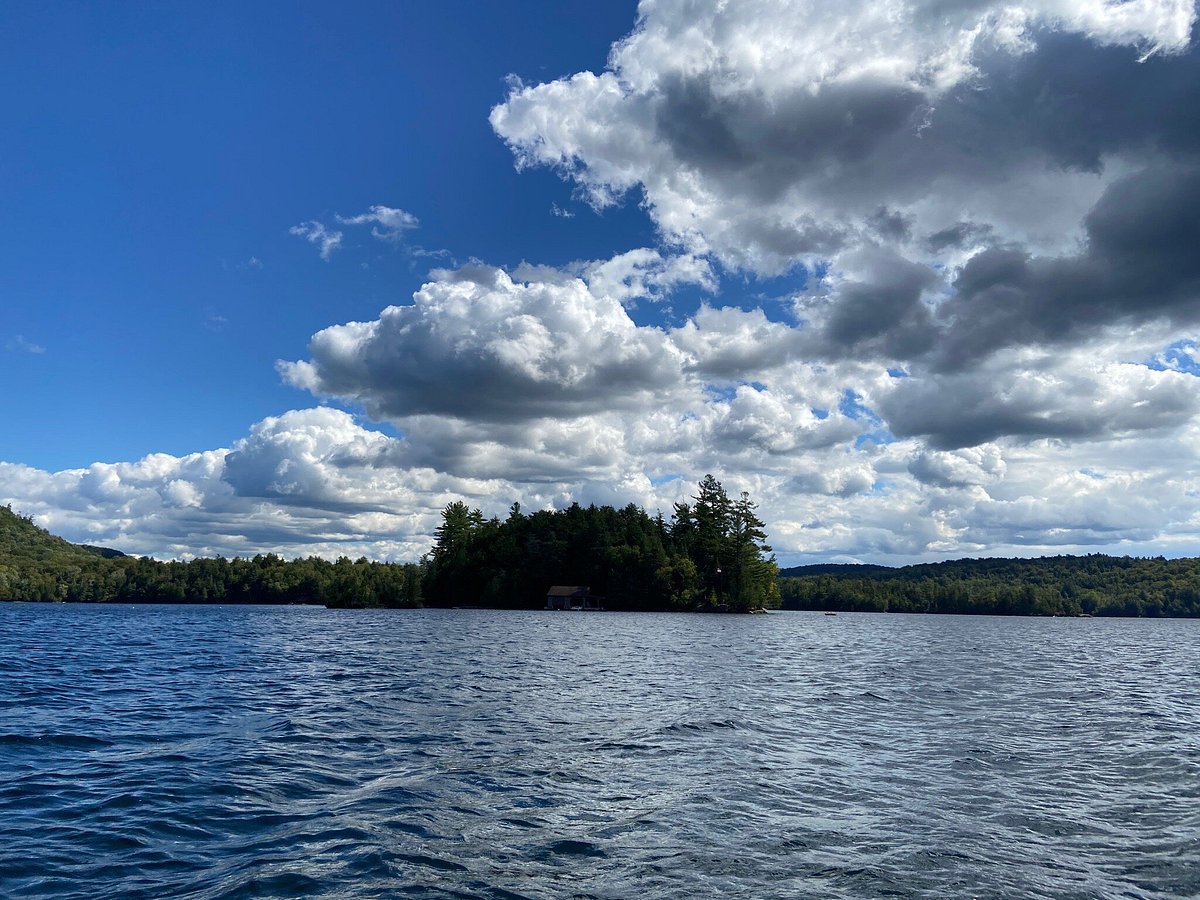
{"left": 824, "top": 611, "right": 838, "bottom": 616}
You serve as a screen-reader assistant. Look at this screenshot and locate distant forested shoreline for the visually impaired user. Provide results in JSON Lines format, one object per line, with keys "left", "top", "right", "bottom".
{"left": 779, "top": 555, "right": 1200, "bottom": 617}
{"left": 0, "top": 476, "right": 780, "bottom": 612}
{"left": 5, "top": 495, "right": 1200, "bottom": 616}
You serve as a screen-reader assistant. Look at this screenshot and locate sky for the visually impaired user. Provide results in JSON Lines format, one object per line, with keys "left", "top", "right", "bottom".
{"left": 2, "top": 0, "right": 1200, "bottom": 567}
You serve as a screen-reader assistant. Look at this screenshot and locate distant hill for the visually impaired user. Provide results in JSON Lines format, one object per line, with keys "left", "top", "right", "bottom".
{"left": 0, "top": 507, "right": 131, "bottom": 560}
{"left": 0, "top": 505, "right": 110, "bottom": 566}
{"left": 0, "top": 503, "right": 419, "bottom": 606}
{"left": 778, "top": 563, "right": 895, "bottom": 577}
{"left": 778, "top": 553, "right": 1200, "bottom": 617}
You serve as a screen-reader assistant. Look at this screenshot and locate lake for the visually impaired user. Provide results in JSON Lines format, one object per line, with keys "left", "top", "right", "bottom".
{"left": 1, "top": 604, "right": 1197, "bottom": 899}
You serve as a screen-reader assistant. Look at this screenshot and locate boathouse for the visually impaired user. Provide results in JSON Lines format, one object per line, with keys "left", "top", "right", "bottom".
{"left": 544, "top": 585, "right": 603, "bottom": 610}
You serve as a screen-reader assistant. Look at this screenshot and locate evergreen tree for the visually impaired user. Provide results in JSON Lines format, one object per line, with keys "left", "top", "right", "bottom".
{"left": 424, "top": 501, "right": 485, "bottom": 604}
{"left": 729, "top": 491, "right": 780, "bottom": 611}
{"left": 690, "top": 474, "right": 733, "bottom": 604}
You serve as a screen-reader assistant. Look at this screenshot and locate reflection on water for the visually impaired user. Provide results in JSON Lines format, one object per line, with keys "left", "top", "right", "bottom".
{"left": 1, "top": 604, "right": 1198, "bottom": 899}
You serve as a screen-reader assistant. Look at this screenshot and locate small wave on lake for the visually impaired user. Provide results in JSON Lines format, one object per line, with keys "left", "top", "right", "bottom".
{"left": 1, "top": 603, "right": 1197, "bottom": 898}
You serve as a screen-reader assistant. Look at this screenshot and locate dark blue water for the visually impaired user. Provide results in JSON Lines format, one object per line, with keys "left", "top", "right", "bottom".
{"left": 1, "top": 604, "right": 1197, "bottom": 899}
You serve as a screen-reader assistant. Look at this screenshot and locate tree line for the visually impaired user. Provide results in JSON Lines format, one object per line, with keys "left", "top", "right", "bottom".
{"left": 13, "top": 496, "right": 1200, "bottom": 616}
{"left": 778, "top": 554, "right": 1200, "bottom": 617}
{"left": 0, "top": 476, "right": 780, "bottom": 611}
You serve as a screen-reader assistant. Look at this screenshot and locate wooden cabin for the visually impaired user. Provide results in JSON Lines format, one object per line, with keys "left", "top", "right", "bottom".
{"left": 545, "top": 585, "right": 603, "bottom": 610}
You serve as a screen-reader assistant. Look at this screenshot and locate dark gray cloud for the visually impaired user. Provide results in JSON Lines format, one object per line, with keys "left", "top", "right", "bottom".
{"left": 935, "top": 28, "right": 1200, "bottom": 171}
{"left": 932, "top": 162, "right": 1200, "bottom": 371}
{"left": 820, "top": 249, "right": 939, "bottom": 359}
{"left": 881, "top": 363, "right": 1200, "bottom": 448}
{"left": 867, "top": 207, "right": 914, "bottom": 243}
{"left": 655, "top": 73, "right": 929, "bottom": 205}
{"left": 375, "top": 416, "right": 623, "bottom": 483}
{"left": 907, "top": 445, "right": 1004, "bottom": 488}
{"left": 927, "top": 221, "right": 993, "bottom": 252}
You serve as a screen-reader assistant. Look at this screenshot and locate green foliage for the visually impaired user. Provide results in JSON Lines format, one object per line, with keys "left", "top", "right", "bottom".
{"left": 0, "top": 504, "right": 423, "bottom": 607}
{"left": 9, "top": 502, "right": 1200, "bottom": 617}
{"left": 0, "top": 476, "right": 781, "bottom": 611}
{"left": 420, "top": 476, "right": 779, "bottom": 612}
{"left": 0, "top": 504, "right": 102, "bottom": 601}
{"left": 777, "top": 554, "right": 1200, "bottom": 617}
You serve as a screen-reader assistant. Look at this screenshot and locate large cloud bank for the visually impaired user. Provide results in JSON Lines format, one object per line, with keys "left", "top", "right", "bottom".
{"left": 6, "top": 0, "right": 1200, "bottom": 564}
{"left": 491, "top": 0, "right": 1200, "bottom": 395}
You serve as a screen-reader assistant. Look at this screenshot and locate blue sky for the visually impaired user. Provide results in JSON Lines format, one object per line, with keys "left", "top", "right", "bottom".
{"left": 1, "top": 1, "right": 645, "bottom": 468}
{"left": 3, "top": 0, "right": 1200, "bottom": 565}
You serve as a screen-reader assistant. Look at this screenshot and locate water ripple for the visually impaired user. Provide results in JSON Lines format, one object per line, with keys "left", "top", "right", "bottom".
{"left": 0, "top": 604, "right": 1198, "bottom": 898}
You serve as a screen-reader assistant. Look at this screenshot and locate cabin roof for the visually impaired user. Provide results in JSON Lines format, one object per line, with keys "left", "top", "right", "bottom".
{"left": 546, "top": 585, "right": 589, "bottom": 596}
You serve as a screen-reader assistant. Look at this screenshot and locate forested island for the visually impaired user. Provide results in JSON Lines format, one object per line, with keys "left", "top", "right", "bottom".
{"left": 5, "top": 479, "right": 1200, "bottom": 616}
{"left": 0, "top": 476, "right": 779, "bottom": 612}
